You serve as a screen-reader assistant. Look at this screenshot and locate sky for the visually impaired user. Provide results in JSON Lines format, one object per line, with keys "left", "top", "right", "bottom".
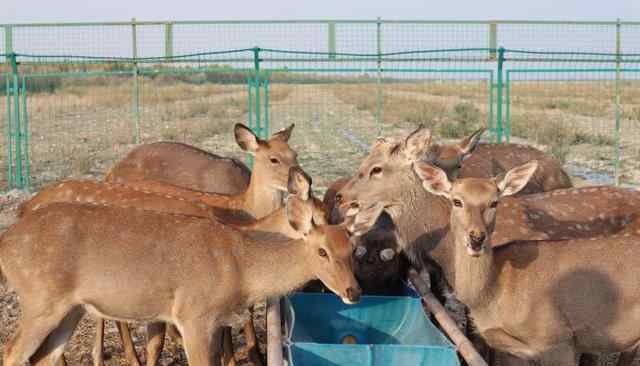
{"left": 1, "top": 0, "right": 638, "bottom": 23}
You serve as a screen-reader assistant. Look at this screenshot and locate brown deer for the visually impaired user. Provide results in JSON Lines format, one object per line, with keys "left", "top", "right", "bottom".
{"left": 17, "top": 167, "right": 326, "bottom": 366}
{"left": 108, "top": 123, "right": 297, "bottom": 220}
{"left": 327, "top": 128, "right": 572, "bottom": 223}
{"left": 0, "top": 192, "right": 382, "bottom": 366}
{"left": 105, "top": 143, "right": 250, "bottom": 196}
{"left": 412, "top": 161, "right": 640, "bottom": 365}
{"left": 334, "top": 125, "right": 640, "bottom": 365}
{"left": 426, "top": 128, "right": 573, "bottom": 194}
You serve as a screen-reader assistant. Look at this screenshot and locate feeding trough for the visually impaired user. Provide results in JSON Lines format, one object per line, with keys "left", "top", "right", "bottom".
{"left": 276, "top": 291, "right": 460, "bottom": 366}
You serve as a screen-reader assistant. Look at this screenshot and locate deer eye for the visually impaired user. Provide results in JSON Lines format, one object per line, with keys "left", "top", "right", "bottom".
{"left": 369, "top": 166, "right": 383, "bottom": 178}
{"left": 318, "top": 248, "right": 328, "bottom": 258}
{"left": 452, "top": 199, "right": 463, "bottom": 207}
{"left": 489, "top": 201, "right": 499, "bottom": 208}
{"left": 270, "top": 157, "right": 280, "bottom": 164}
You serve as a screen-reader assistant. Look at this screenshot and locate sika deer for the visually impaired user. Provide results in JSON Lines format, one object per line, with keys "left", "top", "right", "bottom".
{"left": 105, "top": 142, "right": 250, "bottom": 196}
{"left": 335, "top": 125, "right": 640, "bottom": 285}
{"left": 328, "top": 128, "right": 571, "bottom": 223}
{"left": 0, "top": 194, "right": 381, "bottom": 366}
{"left": 413, "top": 161, "right": 640, "bottom": 365}
{"left": 427, "top": 128, "right": 572, "bottom": 192}
{"left": 17, "top": 167, "right": 326, "bottom": 366}
{"left": 109, "top": 123, "right": 297, "bottom": 220}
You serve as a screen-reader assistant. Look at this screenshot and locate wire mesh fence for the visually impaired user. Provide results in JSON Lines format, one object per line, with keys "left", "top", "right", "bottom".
{"left": 1, "top": 43, "right": 640, "bottom": 192}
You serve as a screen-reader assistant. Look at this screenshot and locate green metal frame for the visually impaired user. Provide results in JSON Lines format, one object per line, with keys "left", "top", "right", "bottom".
{"left": 4, "top": 73, "right": 13, "bottom": 190}
{"left": 3, "top": 45, "right": 638, "bottom": 189}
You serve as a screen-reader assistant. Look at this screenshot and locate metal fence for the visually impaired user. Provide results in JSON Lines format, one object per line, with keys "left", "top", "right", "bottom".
{"left": 3, "top": 20, "right": 640, "bottom": 57}
{"left": 2, "top": 20, "right": 640, "bottom": 192}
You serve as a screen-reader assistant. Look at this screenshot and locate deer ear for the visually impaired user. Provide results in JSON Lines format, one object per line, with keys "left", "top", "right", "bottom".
{"left": 272, "top": 123, "right": 295, "bottom": 142}
{"left": 413, "top": 161, "right": 452, "bottom": 198}
{"left": 234, "top": 124, "right": 260, "bottom": 152}
{"left": 286, "top": 195, "right": 313, "bottom": 235}
{"left": 344, "top": 202, "right": 385, "bottom": 237}
{"left": 458, "top": 128, "right": 485, "bottom": 157}
{"left": 495, "top": 161, "right": 538, "bottom": 197}
{"left": 403, "top": 125, "right": 432, "bottom": 162}
{"left": 287, "top": 166, "right": 311, "bottom": 201}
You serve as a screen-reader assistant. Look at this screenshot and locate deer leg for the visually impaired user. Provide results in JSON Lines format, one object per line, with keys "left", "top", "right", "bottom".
{"left": 30, "top": 306, "right": 86, "bottom": 366}
{"left": 3, "top": 302, "right": 75, "bottom": 366}
{"left": 179, "top": 320, "right": 220, "bottom": 366}
{"left": 145, "top": 322, "right": 166, "bottom": 366}
{"left": 116, "top": 322, "right": 142, "bottom": 366}
{"left": 244, "top": 307, "right": 264, "bottom": 366}
{"left": 221, "top": 327, "right": 236, "bottom": 366}
{"left": 92, "top": 318, "right": 105, "bottom": 366}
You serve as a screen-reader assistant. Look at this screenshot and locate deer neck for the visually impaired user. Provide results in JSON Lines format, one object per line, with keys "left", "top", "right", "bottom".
{"left": 452, "top": 226, "right": 497, "bottom": 309}
{"left": 240, "top": 166, "right": 284, "bottom": 219}
{"left": 237, "top": 238, "right": 313, "bottom": 304}
{"left": 389, "top": 174, "right": 455, "bottom": 281}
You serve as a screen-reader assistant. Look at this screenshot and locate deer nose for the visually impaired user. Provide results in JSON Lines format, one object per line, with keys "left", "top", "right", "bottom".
{"left": 335, "top": 193, "right": 343, "bottom": 203}
{"left": 469, "top": 231, "right": 487, "bottom": 245}
{"left": 346, "top": 287, "right": 361, "bottom": 303}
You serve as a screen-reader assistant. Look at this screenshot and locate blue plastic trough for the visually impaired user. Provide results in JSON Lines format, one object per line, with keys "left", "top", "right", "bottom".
{"left": 282, "top": 292, "right": 460, "bottom": 366}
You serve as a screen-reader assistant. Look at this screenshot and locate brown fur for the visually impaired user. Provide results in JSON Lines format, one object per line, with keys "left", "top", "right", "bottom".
{"left": 106, "top": 142, "right": 251, "bottom": 195}
{"left": 416, "top": 162, "right": 640, "bottom": 365}
{"left": 0, "top": 194, "right": 377, "bottom": 366}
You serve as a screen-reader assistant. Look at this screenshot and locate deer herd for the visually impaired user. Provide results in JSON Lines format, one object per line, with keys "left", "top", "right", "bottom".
{"left": 1, "top": 122, "right": 639, "bottom": 366}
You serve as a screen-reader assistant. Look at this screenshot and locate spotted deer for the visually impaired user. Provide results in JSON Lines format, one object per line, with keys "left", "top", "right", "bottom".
{"left": 412, "top": 161, "right": 640, "bottom": 365}
{"left": 326, "top": 128, "right": 571, "bottom": 223}
{"left": 0, "top": 190, "right": 383, "bottom": 366}
{"left": 17, "top": 167, "right": 326, "bottom": 366}
{"left": 426, "top": 128, "right": 573, "bottom": 194}
{"left": 108, "top": 123, "right": 297, "bottom": 221}
{"left": 335, "top": 125, "right": 640, "bottom": 366}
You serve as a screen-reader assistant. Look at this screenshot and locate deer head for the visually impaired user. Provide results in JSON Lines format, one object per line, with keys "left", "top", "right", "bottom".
{"left": 335, "top": 125, "right": 432, "bottom": 216}
{"left": 427, "top": 128, "right": 485, "bottom": 180}
{"left": 234, "top": 123, "right": 298, "bottom": 191}
{"left": 286, "top": 195, "right": 384, "bottom": 304}
{"left": 414, "top": 160, "right": 538, "bottom": 257}
{"left": 287, "top": 166, "right": 328, "bottom": 226}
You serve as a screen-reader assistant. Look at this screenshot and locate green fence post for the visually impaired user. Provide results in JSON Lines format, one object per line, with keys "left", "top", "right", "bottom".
{"left": 375, "top": 17, "right": 383, "bottom": 137}
{"left": 614, "top": 19, "right": 622, "bottom": 186}
{"left": 4, "top": 25, "right": 12, "bottom": 56}
{"left": 246, "top": 74, "right": 254, "bottom": 169}
{"left": 263, "top": 75, "right": 270, "bottom": 140}
{"left": 132, "top": 18, "right": 141, "bottom": 144}
{"left": 21, "top": 76, "right": 30, "bottom": 189}
{"left": 505, "top": 70, "right": 511, "bottom": 143}
{"left": 488, "top": 72, "right": 494, "bottom": 143}
{"left": 10, "top": 53, "right": 22, "bottom": 189}
{"left": 489, "top": 22, "right": 497, "bottom": 60}
{"left": 496, "top": 47, "right": 505, "bottom": 143}
{"left": 253, "top": 47, "right": 261, "bottom": 138}
{"left": 5, "top": 76, "right": 13, "bottom": 190}
{"left": 328, "top": 22, "right": 336, "bottom": 60}
{"left": 164, "top": 22, "right": 174, "bottom": 59}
